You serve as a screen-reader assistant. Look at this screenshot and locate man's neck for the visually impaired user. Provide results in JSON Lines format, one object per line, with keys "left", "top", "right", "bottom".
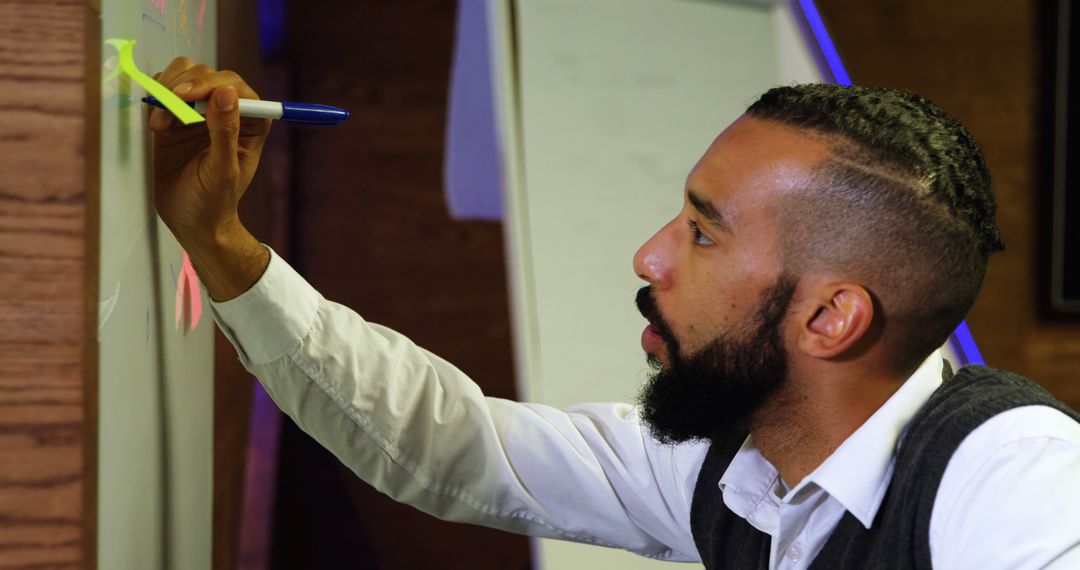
{"left": 749, "top": 365, "right": 907, "bottom": 488}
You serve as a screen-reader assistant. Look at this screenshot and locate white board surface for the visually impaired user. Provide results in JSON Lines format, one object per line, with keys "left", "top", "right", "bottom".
{"left": 97, "top": 1, "right": 215, "bottom": 568}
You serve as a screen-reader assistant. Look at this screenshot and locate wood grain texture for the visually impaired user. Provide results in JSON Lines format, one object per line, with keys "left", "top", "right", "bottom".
{"left": 0, "top": 0, "right": 91, "bottom": 568}
{"left": 814, "top": 0, "right": 1080, "bottom": 410}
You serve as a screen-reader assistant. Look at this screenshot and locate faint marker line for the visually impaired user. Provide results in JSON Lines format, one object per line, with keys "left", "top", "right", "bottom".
{"left": 142, "top": 13, "right": 166, "bottom": 31}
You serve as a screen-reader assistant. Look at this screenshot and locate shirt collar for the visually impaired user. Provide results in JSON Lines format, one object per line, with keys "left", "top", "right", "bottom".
{"left": 718, "top": 436, "right": 781, "bottom": 521}
{"left": 797, "top": 350, "right": 944, "bottom": 527}
{"left": 717, "top": 350, "right": 945, "bottom": 529}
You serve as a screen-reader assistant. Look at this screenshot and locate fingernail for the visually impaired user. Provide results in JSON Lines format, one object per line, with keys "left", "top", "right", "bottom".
{"left": 217, "top": 87, "right": 237, "bottom": 112}
{"left": 173, "top": 82, "right": 193, "bottom": 94}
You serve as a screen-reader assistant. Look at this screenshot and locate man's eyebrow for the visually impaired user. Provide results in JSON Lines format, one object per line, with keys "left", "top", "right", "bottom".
{"left": 687, "top": 190, "right": 732, "bottom": 234}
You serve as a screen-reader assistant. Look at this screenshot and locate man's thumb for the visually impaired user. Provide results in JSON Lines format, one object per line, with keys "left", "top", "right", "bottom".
{"left": 205, "top": 85, "right": 240, "bottom": 183}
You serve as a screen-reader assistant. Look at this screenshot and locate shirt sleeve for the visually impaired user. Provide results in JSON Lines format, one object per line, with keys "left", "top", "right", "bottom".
{"left": 930, "top": 405, "right": 1080, "bottom": 569}
{"left": 209, "top": 246, "right": 709, "bottom": 561}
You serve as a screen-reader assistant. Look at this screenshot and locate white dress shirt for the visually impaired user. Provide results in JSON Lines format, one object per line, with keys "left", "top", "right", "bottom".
{"left": 210, "top": 247, "right": 1080, "bottom": 568}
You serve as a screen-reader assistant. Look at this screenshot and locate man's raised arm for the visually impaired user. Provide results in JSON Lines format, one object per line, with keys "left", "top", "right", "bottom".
{"left": 149, "top": 60, "right": 707, "bottom": 562}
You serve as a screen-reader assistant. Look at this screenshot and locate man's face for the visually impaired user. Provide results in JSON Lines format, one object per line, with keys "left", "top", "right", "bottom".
{"left": 631, "top": 116, "right": 830, "bottom": 442}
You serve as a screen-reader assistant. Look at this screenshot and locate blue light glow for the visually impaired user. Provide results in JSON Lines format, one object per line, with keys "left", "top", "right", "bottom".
{"left": 258, "top": 0, "right": 286, "bottom": 61}
{"left": 797, "top": 0, "right": 852, "bottom": 86}
{"left": 948, "top": 320, "right": 986, "bottom": 366}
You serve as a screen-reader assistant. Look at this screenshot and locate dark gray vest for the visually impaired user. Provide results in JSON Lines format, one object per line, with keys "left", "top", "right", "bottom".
{"left": 689, "top": 365, "right": 1080, "bottom": 569}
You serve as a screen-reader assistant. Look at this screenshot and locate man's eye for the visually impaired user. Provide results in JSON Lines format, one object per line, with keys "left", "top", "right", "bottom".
{"left": 687, "top": 220, "right": 714, "bottom": 246}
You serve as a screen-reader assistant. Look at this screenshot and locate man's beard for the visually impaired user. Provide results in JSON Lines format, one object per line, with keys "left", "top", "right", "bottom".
{"left": 635, "top": 276, "right": 797, "bottom": 445}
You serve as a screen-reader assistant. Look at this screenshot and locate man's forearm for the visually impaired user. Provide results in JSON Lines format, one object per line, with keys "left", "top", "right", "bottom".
{"left": 181, "top": 223, "right": 270, "bottom": 302}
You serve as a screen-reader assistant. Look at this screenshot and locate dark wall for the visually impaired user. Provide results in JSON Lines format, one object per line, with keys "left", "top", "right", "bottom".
{"left": 273, "top": 1, "right": 530, "bottom": 568}
{"left": 815, "top": 0, "right": 1080, "bottom": 410}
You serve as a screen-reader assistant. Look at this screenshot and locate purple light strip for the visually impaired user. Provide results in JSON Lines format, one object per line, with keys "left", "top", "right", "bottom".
{"left": 238, "top": 382, "right": 282, "bottom": 570}
{"left": 795, "top": 0, "right": 983, "bottom": 366}
{"left": 797, "top": 0, "right": 852, "bottom": 86}
{"left": 948, "top": 320, "right": 986, "bottom": 366}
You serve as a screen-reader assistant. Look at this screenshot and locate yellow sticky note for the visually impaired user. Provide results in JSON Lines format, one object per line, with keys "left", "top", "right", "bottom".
{"left": 105, "top": 38, "right": 205, "bottom": 125}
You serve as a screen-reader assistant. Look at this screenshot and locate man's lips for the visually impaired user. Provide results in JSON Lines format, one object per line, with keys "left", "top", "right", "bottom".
{"left": 641, "top": 323, "right": 666, "bottom": 354}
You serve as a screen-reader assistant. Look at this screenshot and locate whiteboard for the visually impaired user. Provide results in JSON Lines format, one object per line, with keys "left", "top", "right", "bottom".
{"left": 97, "top": 1, "right": 214, "bottom": 569}
{"left": 491, "top": 0, "right": 820, "bottom": 568}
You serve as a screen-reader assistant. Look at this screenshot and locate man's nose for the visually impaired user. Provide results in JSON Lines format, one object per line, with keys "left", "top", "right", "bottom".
{"left": 633, "top": 221, "right": 675, "bottom": 290}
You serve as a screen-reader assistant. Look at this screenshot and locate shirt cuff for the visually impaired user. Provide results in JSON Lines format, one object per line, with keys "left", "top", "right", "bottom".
{"left": 209, "top": 245, "right": 322, "bottom": 366}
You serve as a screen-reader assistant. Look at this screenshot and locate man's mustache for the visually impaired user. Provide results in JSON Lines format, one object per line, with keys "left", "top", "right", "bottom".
{"left": 635, "top": 286, "right": 678, "bottom": 348}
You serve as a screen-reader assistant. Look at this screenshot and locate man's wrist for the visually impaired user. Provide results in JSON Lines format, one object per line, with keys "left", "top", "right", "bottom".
{"left": 180, "top": 222, "right": 270, "bottom": 302}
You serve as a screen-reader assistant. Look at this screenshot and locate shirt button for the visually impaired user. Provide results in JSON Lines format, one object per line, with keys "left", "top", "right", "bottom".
{"left": 786, "top": 542, "right": 804, "bottom": 562}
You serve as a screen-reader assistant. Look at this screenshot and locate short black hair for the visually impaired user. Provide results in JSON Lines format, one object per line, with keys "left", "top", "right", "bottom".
{"left": 746, "top": 83, "right": 1005, "bottom": 370}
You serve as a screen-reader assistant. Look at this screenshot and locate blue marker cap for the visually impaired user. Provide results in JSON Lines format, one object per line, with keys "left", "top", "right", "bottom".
{"left": 281, "top": 102, "right": 350, "bottom": 126}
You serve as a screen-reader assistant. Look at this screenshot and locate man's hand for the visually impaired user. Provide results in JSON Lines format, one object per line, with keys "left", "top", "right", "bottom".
{"left": 149, "top": 58, "right": 272, "bottom": 301}
{"left": 150, "top": 57, "right": 269, "bottom": 244}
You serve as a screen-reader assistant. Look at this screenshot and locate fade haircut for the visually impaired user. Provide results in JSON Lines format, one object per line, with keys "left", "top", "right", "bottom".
{"left": 746, "top": 84, "right": 1005, "bottom": 371}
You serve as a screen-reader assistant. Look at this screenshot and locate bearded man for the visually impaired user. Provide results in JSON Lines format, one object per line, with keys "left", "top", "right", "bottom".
{"left": 148, "top": 57, "right": 1080, "bottom": 569}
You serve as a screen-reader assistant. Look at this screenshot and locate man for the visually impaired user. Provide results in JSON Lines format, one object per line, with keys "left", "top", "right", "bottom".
{"left": 149, "top": 59, "right": 1080, "bottom": 568}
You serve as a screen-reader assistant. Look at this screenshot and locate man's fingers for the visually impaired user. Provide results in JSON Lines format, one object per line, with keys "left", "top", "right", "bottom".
{"left": 148, "top": 59, "right": 196, "bottom": 131}
{"left": 164, "top": 68, "right": 260, "bottom": 103}
{"left": 154, "top": 56, "right": 195, "bottom": 89}
{"left": 149, "top": 62, "right": 255, "bottom": 132}
{"left": 203, "top": 86, "right": 241, "bottom": 185}
{"left": 149, "top": 62, "right": 268, "bottom": 146}
{"left": 148, "top": 108, "right": 173, "bottom": 131}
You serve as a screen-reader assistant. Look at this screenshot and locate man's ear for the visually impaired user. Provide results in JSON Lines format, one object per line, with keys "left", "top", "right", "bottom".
{"left": 797, "top": 283, "right": 874, "bottom": 359}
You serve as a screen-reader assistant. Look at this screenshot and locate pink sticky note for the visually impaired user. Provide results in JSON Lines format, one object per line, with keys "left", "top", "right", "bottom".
{"left": 150, "top": 0, "right": 166, "bottom": 16}
{"left": 175, "top": 250, "right": 204, "bottom": 333}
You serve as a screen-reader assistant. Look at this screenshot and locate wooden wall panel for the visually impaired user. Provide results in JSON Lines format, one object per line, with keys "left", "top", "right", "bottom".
{"left": 814, "top": 0, "right": 1080, "bottom": 409}
{"left": 0, "top": 0, "right": 95, "bottom": 568}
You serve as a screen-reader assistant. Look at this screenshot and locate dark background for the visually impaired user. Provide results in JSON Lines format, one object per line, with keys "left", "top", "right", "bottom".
{"left": 210, "top": 1, "right": 1080, "bottom": 568}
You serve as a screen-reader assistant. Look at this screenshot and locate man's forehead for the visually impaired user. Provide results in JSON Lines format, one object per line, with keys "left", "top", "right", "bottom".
{"left": 685, "top": 116, "right": 831, "bottom": 207}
